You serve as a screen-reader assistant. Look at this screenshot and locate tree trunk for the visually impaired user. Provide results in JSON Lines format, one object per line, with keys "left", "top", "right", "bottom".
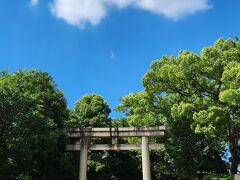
{"left": 230, "top": 139, "right": 239, "bottom": 175}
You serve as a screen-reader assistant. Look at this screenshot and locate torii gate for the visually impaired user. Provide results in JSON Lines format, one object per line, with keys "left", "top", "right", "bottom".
{"left": 65, "top": 126, "right": 166, "bottom": 180}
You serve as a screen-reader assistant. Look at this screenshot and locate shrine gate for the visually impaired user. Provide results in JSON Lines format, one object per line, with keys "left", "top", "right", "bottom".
{"left": 65, "top": 126, "right": 166, "bottom": 180}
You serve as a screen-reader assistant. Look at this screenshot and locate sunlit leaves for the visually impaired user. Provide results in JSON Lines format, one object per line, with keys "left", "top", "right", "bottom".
{"left": 67, "top": 93, "right": 111, "bottom": 128}
{"left": 119, "top": 38, "right": 240, "bottom": 176}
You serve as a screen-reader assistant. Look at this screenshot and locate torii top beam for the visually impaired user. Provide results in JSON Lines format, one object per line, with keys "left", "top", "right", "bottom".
{"left": 65, "top": 126, "right": 166, "bottom": 138}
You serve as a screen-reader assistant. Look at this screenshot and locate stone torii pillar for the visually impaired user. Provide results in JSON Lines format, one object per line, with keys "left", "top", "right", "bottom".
{"left": 79, "top": 138, "right": 88, "bottom": 180}
{"left": 65, "top": 126, "right": 166, "bottom": 180}
{"left": 142, "top": 136, "right": 151, "bottom": 180}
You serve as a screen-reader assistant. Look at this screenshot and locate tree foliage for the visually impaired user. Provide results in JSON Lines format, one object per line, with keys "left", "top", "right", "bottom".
{"left": 0, "top": 70, "right": 69, "bottom": 180}
{"left": 1, "top": 37, "right": 240, "bottom": 179}
{"left": 67, "top": 93, "right": 111, "bottom": 128}
{"left": 119, "top": 38, "right": 240, "bottom": 177}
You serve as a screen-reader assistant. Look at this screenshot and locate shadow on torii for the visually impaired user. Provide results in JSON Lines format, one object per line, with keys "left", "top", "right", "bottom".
{"left": 65, "top": 126, "right": 166, "bottom": 180}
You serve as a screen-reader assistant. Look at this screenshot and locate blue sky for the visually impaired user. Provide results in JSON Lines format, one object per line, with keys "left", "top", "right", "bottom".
{"left": 0, "top": 0, "right": 240, "bottom": 117}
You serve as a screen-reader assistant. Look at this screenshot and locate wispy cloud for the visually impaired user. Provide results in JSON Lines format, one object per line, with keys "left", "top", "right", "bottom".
{"left": 110, "top": 51, "right": 116, "bottom": 60}
{"left": 30, "top": 0, "right": 39, "bottom": 7}
{"left": 49, "top": 0, "right": 212, "bottom": 28}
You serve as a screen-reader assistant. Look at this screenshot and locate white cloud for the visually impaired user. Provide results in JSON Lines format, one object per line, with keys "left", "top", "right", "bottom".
{"left": 50, "top": 0, "right": 107, "bottom": 28}
{"left": 49, "top": 0, "right": 212, "bottom": 28}
{"left": 135, "top": 0, "right": 212, "bottom": 20}
{"left": 30, "top": 0, "right": 39, "bottom": 7}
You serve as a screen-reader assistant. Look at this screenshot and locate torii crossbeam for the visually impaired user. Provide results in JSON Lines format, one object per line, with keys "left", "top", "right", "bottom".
{"left": 65, "top": 126, "right": 166, "bottom": 180}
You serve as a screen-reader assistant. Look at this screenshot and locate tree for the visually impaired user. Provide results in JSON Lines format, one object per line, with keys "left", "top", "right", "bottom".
{"left": 67, "top": 93, "right": 111, "bottom": 128}
{"left": 119, "top": 38, "right": 240, "bottom": 177}
{"left": 0, "top": 70, "right": 69, "bottom": 180}
{"left": 117, "top": 91, "right": 164, "bottom": 127}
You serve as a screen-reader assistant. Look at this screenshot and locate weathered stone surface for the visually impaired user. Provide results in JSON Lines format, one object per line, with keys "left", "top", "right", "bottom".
{"left": 65, "top": 126, "right": 166, "bottom": 138}
{"left": 66, "top": 143, "right": 164, "bottom": 151}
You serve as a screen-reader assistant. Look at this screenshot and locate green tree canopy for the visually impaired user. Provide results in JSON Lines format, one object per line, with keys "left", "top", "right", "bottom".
{"left": 67, "top": 93, "right": 111, "bottom": 128}
{"left": 119, "top": 38, "right": 240, "bottom": 177}
{"left": 0, "top": 70, "right": 69, "bottom": 180}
